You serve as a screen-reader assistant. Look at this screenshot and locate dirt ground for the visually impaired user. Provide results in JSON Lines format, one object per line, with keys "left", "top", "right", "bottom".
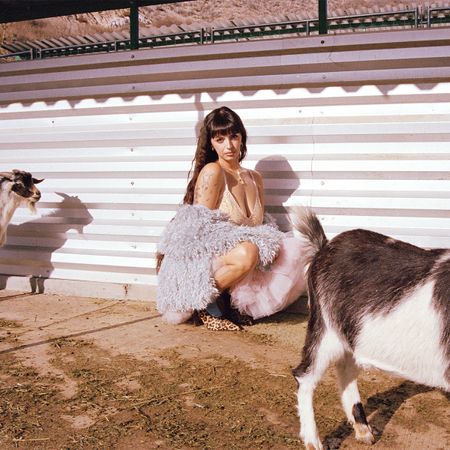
{"left": 0, "top": 290, "right": 448, "bottom": 450}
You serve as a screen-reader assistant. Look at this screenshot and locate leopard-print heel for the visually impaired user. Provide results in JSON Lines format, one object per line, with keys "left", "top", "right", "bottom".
{"left": 197, "top": 310, "right": 242, "bottom": 331}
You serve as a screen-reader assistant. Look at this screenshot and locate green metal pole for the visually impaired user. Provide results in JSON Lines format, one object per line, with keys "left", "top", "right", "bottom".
{"left": 130, "top": 1, "right": 139, "bottom": 50}
{"left": 318, "top": 0, "right": 327, "bottom": 34}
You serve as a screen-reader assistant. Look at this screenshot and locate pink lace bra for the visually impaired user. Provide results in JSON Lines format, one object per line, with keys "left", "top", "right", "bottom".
{"left": 218, "top": 169, "right": 264, "bottom": 227}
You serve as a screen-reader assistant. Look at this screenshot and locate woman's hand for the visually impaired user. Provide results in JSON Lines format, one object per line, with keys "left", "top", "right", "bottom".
{"left": 193, "top": 162, "right": 224, "bottom": 209}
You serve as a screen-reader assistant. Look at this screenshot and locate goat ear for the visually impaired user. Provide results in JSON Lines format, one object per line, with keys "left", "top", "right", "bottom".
{"left": 32, "top": 178, "right": 44, "bottom": 184}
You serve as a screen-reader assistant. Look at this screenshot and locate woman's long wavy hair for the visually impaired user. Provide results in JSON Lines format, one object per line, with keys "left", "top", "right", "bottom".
{"left": 183, "top": 106, "right": 248, "bottom": 205}
{"left": 157, "top": 107, "right": 248, "bottom": 273}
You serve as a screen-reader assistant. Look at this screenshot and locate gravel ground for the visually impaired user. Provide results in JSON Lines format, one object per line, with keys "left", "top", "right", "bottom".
{"left": 0, "top": 290, "right": 448, "bottom": 449}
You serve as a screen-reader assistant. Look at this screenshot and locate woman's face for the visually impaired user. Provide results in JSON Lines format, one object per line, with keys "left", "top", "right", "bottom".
{"left": 210, "top": 132, "right": 242, "bottom": 164}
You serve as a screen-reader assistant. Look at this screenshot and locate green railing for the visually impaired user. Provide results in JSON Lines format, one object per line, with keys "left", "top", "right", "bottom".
{"left": 1, "top": 6, "right": 449, "bottom": 62}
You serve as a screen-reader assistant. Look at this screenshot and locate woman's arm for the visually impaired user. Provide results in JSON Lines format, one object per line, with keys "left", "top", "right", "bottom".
{"left": 193, "top": 162, "right": 224, "bottom": 209}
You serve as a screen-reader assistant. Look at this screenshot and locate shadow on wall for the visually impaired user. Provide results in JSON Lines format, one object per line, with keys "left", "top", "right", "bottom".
{"left": 194, "top": 92, "right": 206, "bottom": 138}
{"left": 255, "top": 155, "right": 300, "bottom": 231}
{"left": 256, "top": 155, "right": 309, "bottom": 314}
{"left": 0, "top": 193, "right": 93, "bottom": 294}
{"left": 2, "top": 82, "right": 443, "bottom": 111}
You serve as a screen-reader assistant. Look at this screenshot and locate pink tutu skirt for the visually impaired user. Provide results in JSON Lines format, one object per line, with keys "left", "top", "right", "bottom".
{"left": 230, "top": 237, "right": 307, "bottom": 319}
{"left": 163, "top": 236, "right": 308, "bottom": 324}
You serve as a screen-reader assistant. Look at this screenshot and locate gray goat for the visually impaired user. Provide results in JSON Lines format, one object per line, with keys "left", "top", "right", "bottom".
{"left": 290, "top": 206, "right": 449, "bottom": 450}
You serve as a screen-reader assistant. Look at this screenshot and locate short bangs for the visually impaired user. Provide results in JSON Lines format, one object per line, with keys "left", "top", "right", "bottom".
{"left": 209, "top": 111, "right": 245, "bottom": 138}
{"left": 210, "top": 123, "right": 242, "bottom": 138}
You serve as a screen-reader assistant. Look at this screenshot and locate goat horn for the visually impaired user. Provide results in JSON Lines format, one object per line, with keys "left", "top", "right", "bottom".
{"left": 32, "top": 178, "right": 45, "bottom": 184}
{"left": 0, "top": 172, "right": 13, "bottom": 179}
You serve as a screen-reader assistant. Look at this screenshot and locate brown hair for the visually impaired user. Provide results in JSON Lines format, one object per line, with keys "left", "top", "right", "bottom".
{"left": 183, "top": 106, "right": 248, "bottom": 205}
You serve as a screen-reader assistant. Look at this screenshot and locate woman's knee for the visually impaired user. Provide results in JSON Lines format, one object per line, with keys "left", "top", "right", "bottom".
{"left": 234, "top": 242, "right": 259, "bottom": 272}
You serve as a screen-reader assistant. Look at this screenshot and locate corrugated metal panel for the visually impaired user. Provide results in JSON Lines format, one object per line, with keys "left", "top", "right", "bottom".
{"left": 0, "top": 28, "right": 449, "bottom": 299}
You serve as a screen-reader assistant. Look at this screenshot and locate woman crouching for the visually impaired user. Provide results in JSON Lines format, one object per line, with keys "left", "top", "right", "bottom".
{"left": 157, "top": 106, "right": 307, "bottom": 330}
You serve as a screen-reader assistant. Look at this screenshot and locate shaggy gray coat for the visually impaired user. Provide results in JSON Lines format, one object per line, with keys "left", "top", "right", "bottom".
{"left": 157, "top": 204, "right": 283, "bottom": 314}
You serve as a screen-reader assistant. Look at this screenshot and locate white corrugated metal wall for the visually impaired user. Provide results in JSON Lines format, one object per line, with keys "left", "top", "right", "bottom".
{"left": 0, "top": 28, "right": 449, "bottom": 299}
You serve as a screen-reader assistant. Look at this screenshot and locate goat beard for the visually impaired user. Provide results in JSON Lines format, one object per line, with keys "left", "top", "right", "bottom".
{"left": 26, "top": 200, "right": 37, "bottom": 214}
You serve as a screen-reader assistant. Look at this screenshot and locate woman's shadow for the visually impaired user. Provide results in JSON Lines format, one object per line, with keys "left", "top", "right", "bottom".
{"left": 255, "top": 155, "right": 300, "bottom": 232}
{"left": 255, "top": 155, "right": 309, "bottom": 316}
{"left": 0, "top": 193, "right": 93, "bottom": 294}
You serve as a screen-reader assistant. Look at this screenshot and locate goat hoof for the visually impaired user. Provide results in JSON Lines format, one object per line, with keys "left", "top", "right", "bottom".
{"left": 300, "top": 430, "right": 323, "bottom": 450}
{"left": 355, "top": 423, "right": 375, "bottom": 445}
{"left": 302, "top": 435, "right": 323, "bottom": 450}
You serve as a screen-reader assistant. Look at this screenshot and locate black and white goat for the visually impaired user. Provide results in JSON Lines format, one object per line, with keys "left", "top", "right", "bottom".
{"left": 0, "top": 170, "right": 43, "bottom": 247}
{"left": 290, "top": 207, "right": 449, "bottom": 450}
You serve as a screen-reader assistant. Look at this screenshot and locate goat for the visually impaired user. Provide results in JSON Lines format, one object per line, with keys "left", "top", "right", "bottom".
{"left": 0, "top": 170, "right": 43, "bottom": 247}
{"left": 289, "top": 206, "right": 449, "bottom": 450}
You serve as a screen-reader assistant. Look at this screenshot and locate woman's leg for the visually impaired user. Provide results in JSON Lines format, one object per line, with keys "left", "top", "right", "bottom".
{"left": 206, "top": 298, "right": 223, "bottom": 317}
{"left": 198, "top": 242, "right": 259, "bottom": 331}
{"left": 213, "top": 241, "right": 259, "bottom": 291}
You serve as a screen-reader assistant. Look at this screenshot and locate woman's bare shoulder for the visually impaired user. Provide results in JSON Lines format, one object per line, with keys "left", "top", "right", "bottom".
{"left": 197, "top": 162, "right": 224, "bottom": 186}
{"left": 194, "top": 162, "right": 224, "bottom": 207}
{"left": 199, "top": 162, "right": 223, "bottom": 177}
{"left": 248, "top": 169, "right": 264, "bottom": 186}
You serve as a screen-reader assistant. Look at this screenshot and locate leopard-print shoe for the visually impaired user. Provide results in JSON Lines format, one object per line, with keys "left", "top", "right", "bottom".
{"left": 197, "top": 310, "right": 242, "bottom": 331}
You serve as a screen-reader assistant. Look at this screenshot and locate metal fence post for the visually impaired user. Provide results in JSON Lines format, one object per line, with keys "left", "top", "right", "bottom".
{"left": 130, "top": 1, "right": 139, "bottom": 50}
{"left": 319, "top": 0, "right": 328, "bottom": 34}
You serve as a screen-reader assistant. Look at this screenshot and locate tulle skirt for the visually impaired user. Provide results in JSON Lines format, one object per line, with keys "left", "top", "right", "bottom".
{"left": 162, "top": 236, "right": 307, "bottom": 324}
{"left": 230, "top": 236, "right": 307, "bottom": 319}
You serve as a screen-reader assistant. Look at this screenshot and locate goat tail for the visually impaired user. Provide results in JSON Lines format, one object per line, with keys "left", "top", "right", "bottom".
{"left": 288, "top": 206, "right": 328, "bottom": 267}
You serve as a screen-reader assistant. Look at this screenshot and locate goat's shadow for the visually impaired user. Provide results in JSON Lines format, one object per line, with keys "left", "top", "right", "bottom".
{"left": 0, "top": 193, "right": 93, "bottom": 294}
{"left": 323, "top": 380, "right": 436, "bottom": 449}
{"left": 255, "top": 155, "right": 300, "bottom": 232}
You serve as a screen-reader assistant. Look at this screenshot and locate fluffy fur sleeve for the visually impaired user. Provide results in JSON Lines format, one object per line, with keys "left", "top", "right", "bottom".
{"left": 157, "top": 204, "right": 283, "bottom": 314}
